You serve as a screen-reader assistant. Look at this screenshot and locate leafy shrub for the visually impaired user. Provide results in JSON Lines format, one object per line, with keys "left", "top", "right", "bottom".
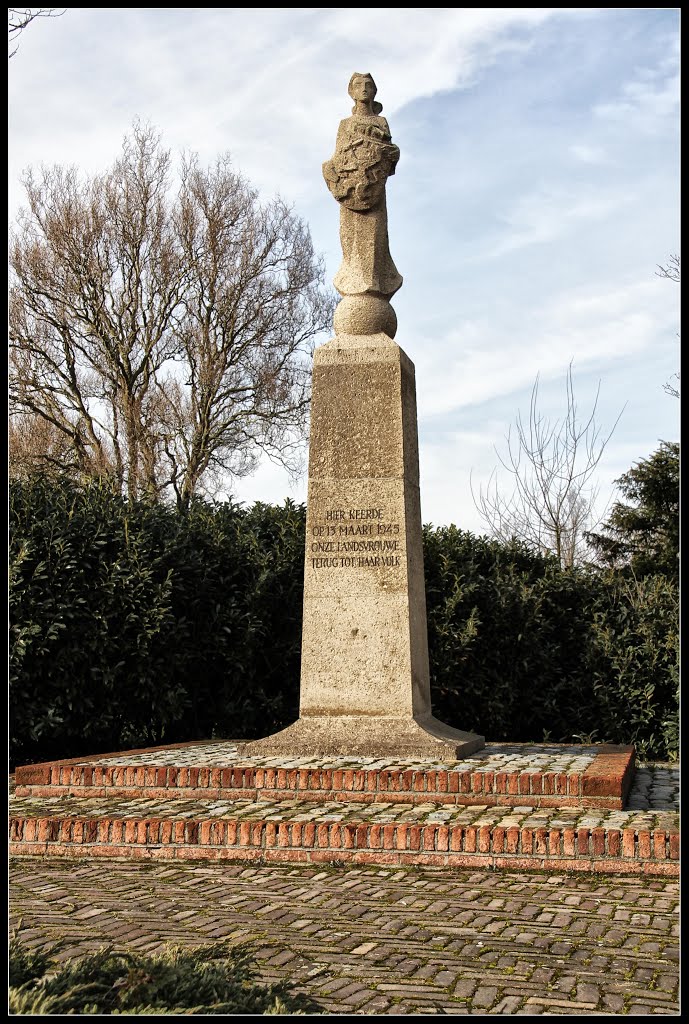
{"left": 424, "top": 525, "right": 679, "bottom": 760}
{"left": 587, "top": 573, "right": 679, "bottom": 761}
{"left": 10, "top": 476, "right": 180, "bottom": 764}
{"left": 9, "top": 475, "right": 305, "bottom": 767}
{"left": 9, "top": 936, "right": 321, "bottom": 1015}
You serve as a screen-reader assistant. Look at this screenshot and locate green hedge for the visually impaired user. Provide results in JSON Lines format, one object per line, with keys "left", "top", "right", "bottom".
{"left": 9, "top": 476, "right": 678, "bottom": 766}
{"left": 9, "top": 476, "right": 304, "bottom": 767}
{"left": 424, "top": 527, "right": 678, "bottom": 760}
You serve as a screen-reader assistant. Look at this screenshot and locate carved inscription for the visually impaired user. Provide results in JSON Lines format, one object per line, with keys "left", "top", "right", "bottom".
{"left": 310, "top": 507, "right": 402, "bottom": 569}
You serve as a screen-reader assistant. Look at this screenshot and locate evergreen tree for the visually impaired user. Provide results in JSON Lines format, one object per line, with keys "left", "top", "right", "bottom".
{"left": 586, "top": 441, "right": 679, "bottom": 580}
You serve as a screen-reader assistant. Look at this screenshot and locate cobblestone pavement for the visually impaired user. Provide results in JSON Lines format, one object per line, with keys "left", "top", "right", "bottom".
{"left": 625, "top": 766, "right": 679, "bottom": 810}
{"left": 9, "top": 790, "right": 679, "bottom": 832}
{"left": 70, "top": 742, "right": 607, "bottom": 773}
{"left": 9, "top": 858, "right": 679, "bottom": 1015}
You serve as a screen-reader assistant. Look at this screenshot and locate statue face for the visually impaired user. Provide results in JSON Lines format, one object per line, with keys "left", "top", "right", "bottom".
{"left": 349, "top": 75, "right": 376, "bottom": 103}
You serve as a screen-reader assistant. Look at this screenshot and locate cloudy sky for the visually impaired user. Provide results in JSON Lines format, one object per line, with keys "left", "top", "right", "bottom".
{"left": 8, "top": 8, "right": 680, "bottom": 534}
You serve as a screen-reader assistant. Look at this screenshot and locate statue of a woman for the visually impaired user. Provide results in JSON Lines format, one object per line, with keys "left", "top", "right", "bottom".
{"left": 323, "top": 73, "right": 402, "bottom": 336}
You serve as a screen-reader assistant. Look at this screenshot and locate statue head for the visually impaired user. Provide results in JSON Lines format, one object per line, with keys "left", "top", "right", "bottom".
{"left": 348, "top": 72, "right": 383, "bottom": 114}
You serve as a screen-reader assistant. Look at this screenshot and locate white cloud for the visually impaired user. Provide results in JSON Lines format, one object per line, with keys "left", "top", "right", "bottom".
{"left": 486, "top": 187, "right": 632, "bottom": 258}
{"left": 569, "top": 143, "right": 608, "bottom": 165}
{"left": 595, "top": 72, "right": 680, "bottom": 126}
{"left": 414, "top": 277, "right": 675, "bottom": 421}
{"left": 593, "top": 36, "right": 679, "bottom": 130}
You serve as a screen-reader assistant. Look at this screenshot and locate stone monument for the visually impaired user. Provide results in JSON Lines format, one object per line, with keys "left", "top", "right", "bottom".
{"left": 239, "top": 73, "right": 484, "bottom": 758}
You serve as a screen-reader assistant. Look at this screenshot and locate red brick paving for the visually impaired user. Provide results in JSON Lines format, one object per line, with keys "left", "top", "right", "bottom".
{"left": 9, "top": 859, "right": 679, "bottom": 1015}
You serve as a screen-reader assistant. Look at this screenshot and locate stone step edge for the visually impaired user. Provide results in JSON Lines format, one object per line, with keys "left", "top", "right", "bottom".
{"left": 8, "top": 842, "right": 677, "bottom": 876}
{"left": 12, "top": 785, "right": 629, "bottom": 810}
{"left": 9, "top": 814, "right": 678, "bottom": 873}
{"left": 14, "top": 748, "right": 635, "bottom": 805}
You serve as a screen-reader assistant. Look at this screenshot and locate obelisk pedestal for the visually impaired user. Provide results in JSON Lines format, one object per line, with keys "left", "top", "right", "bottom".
{"left": 239, "top": 334, "right": 483, "bottom": 758}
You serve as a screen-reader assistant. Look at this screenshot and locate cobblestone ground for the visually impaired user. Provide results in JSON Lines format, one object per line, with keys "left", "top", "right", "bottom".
{"left": 9, "top": 858, "right": 679, "bottom": 1014}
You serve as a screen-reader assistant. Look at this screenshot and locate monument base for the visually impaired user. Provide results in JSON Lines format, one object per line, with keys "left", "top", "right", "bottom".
{"left": 235, "top": 714, "right": 484, "bottom": 759}
{"left": 13, "top": 742, "right": 678, "bottom": 876}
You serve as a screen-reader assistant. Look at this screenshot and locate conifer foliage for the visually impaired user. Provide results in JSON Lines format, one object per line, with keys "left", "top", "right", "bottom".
{"left": 9, "top": 936, "right": 322, "bottom": 1015}
{"left": 586, "top": 441, "right": 679, "bottom": 581}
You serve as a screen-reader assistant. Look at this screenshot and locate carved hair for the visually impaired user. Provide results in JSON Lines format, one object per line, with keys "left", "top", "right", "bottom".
{"left": 348, "top": 72, "right": 383, "bottom": 115}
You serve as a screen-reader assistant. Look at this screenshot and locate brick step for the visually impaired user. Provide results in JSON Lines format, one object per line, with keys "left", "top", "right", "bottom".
{"left": 13, "top": 741, "right": 636, "bottom": 810}
{"left": 8, "top": 791, "right": 678, "bottom": 875}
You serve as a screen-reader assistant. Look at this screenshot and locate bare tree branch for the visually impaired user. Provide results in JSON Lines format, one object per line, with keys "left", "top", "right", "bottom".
{"left": 8, "top": 8, "right": 65, "bottom": 57}
{"left": 656, "top": 253, "right": 680, "bottom": 283}
{"left": 655, "top": 254, "right": 680, "bottom": 398}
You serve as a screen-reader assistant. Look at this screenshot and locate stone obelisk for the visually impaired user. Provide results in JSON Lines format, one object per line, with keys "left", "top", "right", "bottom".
{"left": 239, "top": 73, "right": 484, "bottom": 758}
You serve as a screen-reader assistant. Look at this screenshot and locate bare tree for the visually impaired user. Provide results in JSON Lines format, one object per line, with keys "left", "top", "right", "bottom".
{"left": 471, "top": 364, "right": 624, "bottom": 568}
{"left": 656, "top": 254, "right": 680, "bottom": 398}
{"left": 8, "top": 8, "right": 64, "bottom": 57}
{"left": 163, "top": 153, "right": 333, "bottom": 506}
{"left": 9, "top": 122, "right": 335, "bottom": 504}
{"left": 656, "top": 253, "right": 680, "bottom": 283}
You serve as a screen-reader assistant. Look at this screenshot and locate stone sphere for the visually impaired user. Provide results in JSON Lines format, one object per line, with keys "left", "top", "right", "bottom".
{"left": 333, "top": 295, "right": 397, "bottom": 338}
